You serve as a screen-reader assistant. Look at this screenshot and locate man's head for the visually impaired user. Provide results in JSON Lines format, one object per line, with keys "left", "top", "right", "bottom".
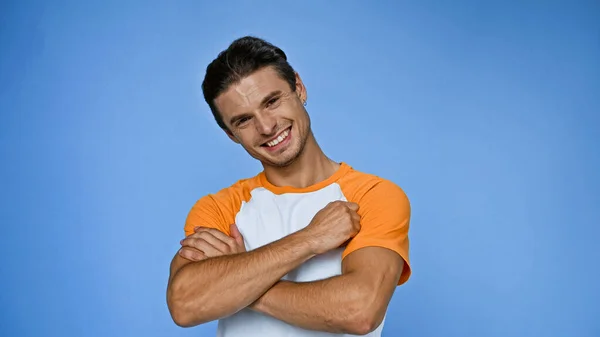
{"left": 201, "top": 36, "right": 311, "bottom": 168}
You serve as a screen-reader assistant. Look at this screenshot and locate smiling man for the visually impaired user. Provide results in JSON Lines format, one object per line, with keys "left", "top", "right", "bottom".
{"left": 166, "top": 36, "right": 412, "bottom": 337}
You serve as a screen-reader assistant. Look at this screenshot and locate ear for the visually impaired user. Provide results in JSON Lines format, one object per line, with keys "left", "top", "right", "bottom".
{"left": 295, "top": 72, "right": 307, "bottom": 105}
{"left": 225, "top": 129, "right": 240, "bottom": 144}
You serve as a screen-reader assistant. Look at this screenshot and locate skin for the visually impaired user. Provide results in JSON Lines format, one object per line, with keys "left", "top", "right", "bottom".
{"left": 178, "top": 227, "right": 404, "bottom": 334}
{"left": 166, "top": 66, "right": 404, "bottom": 334}
{"left": 216, "top": 66, "right": 340, "bottom": 188}
{"left": 167, "top": 200, "right": 362, "bottom": 328}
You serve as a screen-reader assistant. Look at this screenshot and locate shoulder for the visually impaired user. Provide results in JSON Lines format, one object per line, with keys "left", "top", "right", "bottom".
{"left": 185, "top": 174, "right": 263, "bottom": 235}
{"left": 338, "top": 165, "right": 410, "bottom": 209}
{"left": 192, "top": 174, "right": 262, "bottom": 209}
{"left": 339, "top": 165, "right": 412, "bottom": 284}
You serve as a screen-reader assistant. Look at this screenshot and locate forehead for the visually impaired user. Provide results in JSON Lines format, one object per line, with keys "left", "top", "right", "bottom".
{"left": 214, "top": 67, "right": 291, "bottom": 117}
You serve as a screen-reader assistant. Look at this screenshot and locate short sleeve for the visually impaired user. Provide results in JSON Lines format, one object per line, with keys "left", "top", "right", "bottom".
{"left": 184, "top": 195, "right": 231, "bottom": 237}
{"left": 342, "top": 179, "right": 412, "bottom": 285}
{"left": 183, "top": 177, "right": 260, "bottom": 237}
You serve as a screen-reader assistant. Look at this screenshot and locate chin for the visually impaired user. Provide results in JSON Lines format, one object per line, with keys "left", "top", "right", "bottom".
{"left": 269, "top": 157, "right": 297, "bottom": 168}
{"left": 260, "top": 145, "right": 301, "bottom": 167}
{"left": 263, "top": 152, "right": 297, "bottom": 167}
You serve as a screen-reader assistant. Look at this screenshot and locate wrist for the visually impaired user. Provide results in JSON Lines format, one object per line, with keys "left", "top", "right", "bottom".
{"left": 248, "top": 280, "right": 289, "bottom": 314}
{"left": 292, "top": 228, "right": 320, "bottom": 256}
{"left": 248, "top": 297, "right": 264, "bottom": 312}
{"left": 248, "top": 288, "right": 271, "bottom": 313}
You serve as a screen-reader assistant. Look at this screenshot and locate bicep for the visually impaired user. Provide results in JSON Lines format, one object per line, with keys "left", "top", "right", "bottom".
{"left": 171, "top": 190, "right": 241, "bottom": 282}
{"left": 172, "top": 195, "right": 229, "bottom": 283}
{"left": 342, "top": 179, "right": 412, "bottom": 285}
{"left": 342, "top": 246, "right": 404, "bottom": 290}
{"left": 340, "top": 247, "right": 404, "bottom": 326}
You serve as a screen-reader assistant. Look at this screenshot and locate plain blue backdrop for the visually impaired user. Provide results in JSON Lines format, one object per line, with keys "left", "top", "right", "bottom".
{"left": 1, "top": 1, "right": 598, "bottom": 336}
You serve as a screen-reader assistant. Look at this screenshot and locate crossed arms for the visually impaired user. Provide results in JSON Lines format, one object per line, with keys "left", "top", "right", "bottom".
{"left": 250, "top": 247, "right": 404, "bottom": 334}
{"left": 166, "top": 181, "right": 411, "bottom": 335}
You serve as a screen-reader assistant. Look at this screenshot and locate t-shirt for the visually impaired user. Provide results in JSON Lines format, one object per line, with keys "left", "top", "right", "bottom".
{"left": 184, "top": 162, "right": 411, "bottom": 337}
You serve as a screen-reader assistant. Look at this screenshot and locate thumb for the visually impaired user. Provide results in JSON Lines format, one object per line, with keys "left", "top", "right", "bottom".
{"left": 346, "top": 202, "right": 359, "bottom": 212}
{"left": 230, "top": 223, "right": 244, "bottom": 243}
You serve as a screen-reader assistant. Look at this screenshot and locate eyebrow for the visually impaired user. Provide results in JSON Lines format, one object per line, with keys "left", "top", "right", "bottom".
{"left": 228, "top": 90, "right": 283, "bottom": 126}
{"left": 259, "top": 90, "right": 282, "bottom": 107}
{"left": 229, "top": 113, "right": 250, "bottom": 126}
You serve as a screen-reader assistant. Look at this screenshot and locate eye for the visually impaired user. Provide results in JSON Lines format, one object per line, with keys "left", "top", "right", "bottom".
{"left": 236, "top": 116, "right": 252, "bottom": 127}
{"left": 266, "top": 97, "right": 279, "bottom": 108}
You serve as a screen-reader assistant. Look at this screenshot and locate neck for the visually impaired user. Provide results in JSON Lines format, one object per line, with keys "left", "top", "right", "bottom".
{"left": 262, "top": 132, "right": 340, "bottom": 188}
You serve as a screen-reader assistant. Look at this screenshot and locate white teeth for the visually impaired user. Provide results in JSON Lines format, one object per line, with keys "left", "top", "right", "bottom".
{"left": 266, "top": 129, "right": 289, "bottom": 147}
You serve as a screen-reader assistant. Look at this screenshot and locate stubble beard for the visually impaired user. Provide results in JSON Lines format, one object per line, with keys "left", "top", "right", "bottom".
{"left": 266, "top": 123, "right": 311, "bottom": 168}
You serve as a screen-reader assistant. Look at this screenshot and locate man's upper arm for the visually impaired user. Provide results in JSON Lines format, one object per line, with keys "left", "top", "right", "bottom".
{"left": 342, "top": 178, "right": 412, "bottom": 285}
{"left": 342, "top": 246, "right": 404, "bottom": 324}
{"left": 169, "top": 194, "right": 231, "bottom": 282}
{"left": 183, "top": 194, "right": 231, "bottom": 236}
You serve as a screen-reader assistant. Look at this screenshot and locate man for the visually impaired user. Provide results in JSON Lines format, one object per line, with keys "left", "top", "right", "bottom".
{"left": 166, "top": 36, "right": 411, "bottom": 337}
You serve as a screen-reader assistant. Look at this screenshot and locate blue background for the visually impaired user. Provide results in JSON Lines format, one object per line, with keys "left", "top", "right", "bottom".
{"left": 1, "top": 1, "right": 598, "bottom": 336}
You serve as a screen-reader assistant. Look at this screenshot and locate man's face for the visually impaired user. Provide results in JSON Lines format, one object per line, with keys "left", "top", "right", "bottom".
{"left": 214, "top": 66, "right": 310, "bottom": 167}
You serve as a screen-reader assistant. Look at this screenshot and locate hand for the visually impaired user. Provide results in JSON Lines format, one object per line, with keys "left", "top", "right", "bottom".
{"left": 302, "top": 201, "right": 361, "bottom": 255}
{"left": 179, "top": 224, "right": 246, "bottom": 261}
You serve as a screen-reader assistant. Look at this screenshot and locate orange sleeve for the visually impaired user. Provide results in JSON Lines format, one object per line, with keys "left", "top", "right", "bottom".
{"left": 342, "top": 179, "right": 412, "bottom": 285}
{"left": 183, "top": 178, "right": 256, "bottom": 237}
{"left": 184, "top": 195, "right": 231, "bottom": 237}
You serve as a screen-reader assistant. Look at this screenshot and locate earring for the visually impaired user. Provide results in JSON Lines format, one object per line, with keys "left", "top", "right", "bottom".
{"left": 303, "top": 100, "right": 307, "bottom": 106}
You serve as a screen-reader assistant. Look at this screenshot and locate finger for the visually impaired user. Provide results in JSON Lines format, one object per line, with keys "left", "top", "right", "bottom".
{"left": 229, "top": 224, "right": 244, "bottom": 245}
{"left": 190, "top": 227, "right": 231, "bottom": 242}
{"left": 194, "top": 226, "right": 225, "bottom": 234}
{"left": 178, "top": 247, "right": 207, "bottom": 261}
{"left": 197, "top": 226, "right": 244, "bottom": 253}
{"left": 346, "top": 202, "right": 359, "bottom": 211}
{"left": 195, "top": 227, "right": 236, "bottom": 244}
{"left": 179, "top": 246, "right": 204, "bottom": 260}
{"left": 196, "top": 230, "right": 234, "bottom": 252}
{"left": 181, "top": 237, "right": 222, "bottom": 257}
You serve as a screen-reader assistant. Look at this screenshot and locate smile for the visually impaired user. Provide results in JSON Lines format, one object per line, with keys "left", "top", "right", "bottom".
{"left": 264, "top": 127, "right": 291, "bottom": 147}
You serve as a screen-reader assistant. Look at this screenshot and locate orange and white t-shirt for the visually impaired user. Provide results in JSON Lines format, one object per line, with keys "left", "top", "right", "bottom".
{"left": 184, "top": 162, "right": 411, "bottom": 337}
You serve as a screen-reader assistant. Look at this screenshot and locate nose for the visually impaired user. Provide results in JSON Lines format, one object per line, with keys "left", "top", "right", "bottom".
{"left": 254, "top": 112, "right": 277, "bottom": 136}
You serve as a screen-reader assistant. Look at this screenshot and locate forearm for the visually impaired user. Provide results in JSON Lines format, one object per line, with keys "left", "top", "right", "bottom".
{"left": 250, "top": 275, "right": 376, "bottom": 335}
{"left": 168, "top": 231, "right": 315, "bottom": 327}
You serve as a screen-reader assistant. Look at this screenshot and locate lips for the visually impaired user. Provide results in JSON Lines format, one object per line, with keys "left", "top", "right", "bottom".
{"left": 262, "top": 127, "right": 291, "bottom": 148}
